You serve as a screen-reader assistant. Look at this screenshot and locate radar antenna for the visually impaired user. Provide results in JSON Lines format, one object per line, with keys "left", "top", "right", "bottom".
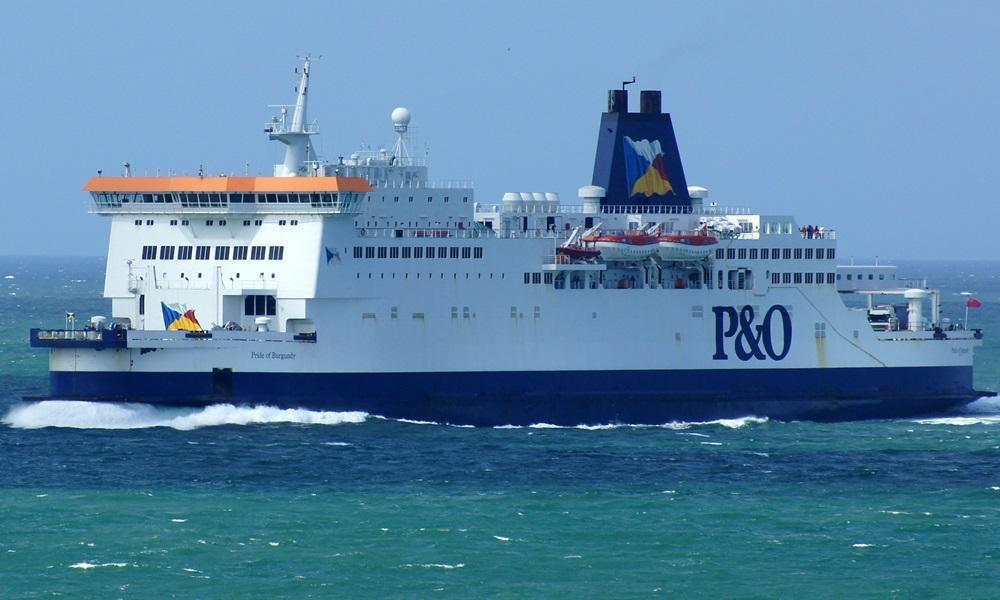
{"left": 390, "top": 107, "right": 412, "bottom": 160}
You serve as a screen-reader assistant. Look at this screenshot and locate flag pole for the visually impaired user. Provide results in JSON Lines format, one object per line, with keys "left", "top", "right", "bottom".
{"left": 960, "top": 292, "right": 972, "bottom": 329}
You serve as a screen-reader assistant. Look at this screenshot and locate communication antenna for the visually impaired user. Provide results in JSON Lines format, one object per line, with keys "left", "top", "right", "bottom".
{"left": 622, "top": 76, "right": 636, "bottom": 91}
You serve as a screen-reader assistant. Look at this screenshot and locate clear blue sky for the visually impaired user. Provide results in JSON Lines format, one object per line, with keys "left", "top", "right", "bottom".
{"left": 1, "top": 0, "right": 997, "bottom": 260}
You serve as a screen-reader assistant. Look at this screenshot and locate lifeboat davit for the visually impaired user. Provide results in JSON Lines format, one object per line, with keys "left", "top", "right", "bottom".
{"left": 582, "top": 230, "right": 658, "bottom": 261}
{"left": 656, "top": 231, "right": 718, "bottom": 260}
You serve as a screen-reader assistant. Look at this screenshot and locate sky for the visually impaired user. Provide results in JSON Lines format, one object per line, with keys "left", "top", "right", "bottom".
{"left": 0, "top": 0, "right": 997, "bottom": 260}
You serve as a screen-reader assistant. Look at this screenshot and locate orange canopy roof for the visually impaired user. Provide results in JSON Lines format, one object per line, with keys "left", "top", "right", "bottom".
{"left": 83, "top": 176, "right": 372, "bottom": 193}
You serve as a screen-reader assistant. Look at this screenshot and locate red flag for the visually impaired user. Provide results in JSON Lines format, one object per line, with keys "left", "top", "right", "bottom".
{"left": 966, "top": 298, "right": 982, "bottom": 308}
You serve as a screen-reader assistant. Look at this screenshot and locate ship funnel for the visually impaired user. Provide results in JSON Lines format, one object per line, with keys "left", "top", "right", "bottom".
{"left": 591, "top": 87, "right": 690, "bottom": 209}
{"left": 639, "top": 90, "right": 661, "bottom": 114}
{"left": 608, "top": 89, "right": 628, "bottom": 113}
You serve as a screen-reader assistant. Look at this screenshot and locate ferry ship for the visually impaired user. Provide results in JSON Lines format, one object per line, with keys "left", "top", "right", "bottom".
{"left": 29, "top": 59, "right": 992, "bottom": 425}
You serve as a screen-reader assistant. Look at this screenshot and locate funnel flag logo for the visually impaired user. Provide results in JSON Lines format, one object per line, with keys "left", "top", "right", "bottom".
{"left": 624, "top": 136, "right": 674, "bottom": 197}
{"left": 161, "top": 302, "right": 202, "bottom": 331}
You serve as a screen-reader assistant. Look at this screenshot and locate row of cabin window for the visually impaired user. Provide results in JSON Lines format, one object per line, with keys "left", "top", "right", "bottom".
{"left": 372, "top": 195, "right": 469, "bottom": 203}
{"left": 97, "top": 192, "right": 350, "bottom": 206}
{"left": 770, "top": 272, "right": 837, "bottom": 285}
{"left": 140, "top": 245, "right": 284, "bottom": 261}
{"left": 135, "top": 219, "right": 295, "bottom": 227}
{"left": 524, "top": 272, "right": 555, "bottom": 285}
{"left": 356, "top": 272, "right": 506, "bottom": 280}
{"left": 716, "top": 247, "right": 836, "bottom": 260}
{"left": 840, "top": 273, "right": 891, "bottom": 281}
{"left": 352, "top": 246, "right": 484, "bottom": 260}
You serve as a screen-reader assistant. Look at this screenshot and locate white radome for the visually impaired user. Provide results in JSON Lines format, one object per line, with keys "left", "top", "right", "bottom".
{"left": 391, "top": 107, "right": 411, "bottom": 126}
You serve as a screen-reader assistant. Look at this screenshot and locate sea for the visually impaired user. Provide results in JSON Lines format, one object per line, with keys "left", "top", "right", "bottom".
{"left": 1, "top": 256, "right": 998, "bottom": 598}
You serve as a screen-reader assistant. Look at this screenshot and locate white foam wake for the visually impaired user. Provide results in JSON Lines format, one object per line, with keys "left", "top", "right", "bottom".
{"left": 497, "top": 416, "right": 769, "bottom": 430}
{"left": 2, "top": 401, "right": 368, "bottom": 431}
{"left": 914, "top": 396, "right": 1000, "bottom": 426}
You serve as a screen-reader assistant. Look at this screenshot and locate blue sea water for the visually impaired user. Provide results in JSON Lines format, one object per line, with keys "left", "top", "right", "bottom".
{"left": 1, "top": 256, "right": 998, "bottom": 598}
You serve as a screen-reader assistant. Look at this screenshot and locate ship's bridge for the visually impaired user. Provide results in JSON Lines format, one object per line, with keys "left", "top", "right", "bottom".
{"left": 85, "top": 176, "right": 371, "bottom": 215}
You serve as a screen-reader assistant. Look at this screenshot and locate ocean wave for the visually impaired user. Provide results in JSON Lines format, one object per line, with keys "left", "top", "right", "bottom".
{"left": 913, "top": 415, "right": 1000, "bottom": 426}
{"left": 401, "top": 563, "right": 465, "bottom": 569}
{"left": 2, "top": 401, "right": 368, "bottom": 431}
{"left": 912, "top": 397, "right": 1000, "bottom": 425}
{"left": 496, "top": 416, "right": 769, "bottom": 430}
{"left": 69, "top": 561, "right": 130, "bottom": 569}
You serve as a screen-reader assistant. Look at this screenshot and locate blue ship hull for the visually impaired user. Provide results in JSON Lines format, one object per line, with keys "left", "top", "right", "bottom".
{"left": 44, "top": 366, "right": 980, "bottom": 426}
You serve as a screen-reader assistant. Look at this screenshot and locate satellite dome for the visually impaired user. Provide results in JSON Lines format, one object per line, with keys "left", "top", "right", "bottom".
{"left": 391, "top": 107, "right": 411, "bottom": 127}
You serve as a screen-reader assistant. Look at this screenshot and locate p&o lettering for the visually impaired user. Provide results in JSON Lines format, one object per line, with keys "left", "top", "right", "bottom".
{"left": 713, "top": 305, "right": 791, "bottom": 361}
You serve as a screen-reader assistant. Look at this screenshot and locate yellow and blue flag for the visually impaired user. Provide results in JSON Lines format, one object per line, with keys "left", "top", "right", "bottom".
{"left": 161, "top": 302, "right": 202, "bottom": 331}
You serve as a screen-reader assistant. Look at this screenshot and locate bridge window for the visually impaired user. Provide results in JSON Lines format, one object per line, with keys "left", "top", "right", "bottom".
{"left": 726, "top": 249, "right": 735, "bottom": 260}
{"left": 738, "top": 249, "right": 747, "bottom": 260}
{"left": 450, "top": 247, "right": 459, "bottom": 259}
{"left": 389, "top": 247, "right": 399, "bottom": 259}
{"left": 233, "top": 246, "right": 248, "bottom": 260}
{"left": 414, "top": 247, "right": 424, "bottom": 259}
{"left": 782, "top": 248, "right": 792, "bottom": 260}
{"left": 178, "top": 246, "right": 192, "bottom": 260}
{"left": 364, "top": 247, "right": 375, "bottom": 259}
{"left": 159, "top": 246, "right": 174, "bottom": 260}
{"left": 828, "top": 248, "right": 836, "bottom": 259}
{"left": 195, "top": 246, "right": 211, "bottom": 260}
{"left": 215, "top": 246, "right": 230, "bottom": 260}
{"left": 827, "top": 272, "right": 836, "bottom": 284}
{"left": 251, "top": 246, "right": 266, "bottom": 260}
{"left": 794, "top": 248, "right": 802, "bottom": 259}
{"left": 353, "top": 246, "right": 363, "bottom": 259}
{"left": 760, "top": 248, "right": 769, "bottom": 259}
{"left": 474, "top": 247, "right": 483, "bottom": 259}
{"left": 749, "top": 248, "right": 758, "bottom": 260}
{"left": 402, "top": 247, "right": 411, "bottom": 259}
{"left": 377, "top": 246, "right": 387, "bottom": 259}
{"left": 794, "top": 273, "right": 802, "bottom": 284}
{"left": 772, "top": 248, "right": 780, "bottom": 259}
{"left": 771, "top": 272, "right": 780, "bottom": 284}
{"left": 805, "top": 248, "right": 813, "bottom": 259}
{"left": 268, "top": 246, "right": 284, "bottom": 260}
{"left": 782, "top": 273, "right": 792, "bottom": 284}
{"left": 141, "top": 245, "right": 156, "bottom": 260}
